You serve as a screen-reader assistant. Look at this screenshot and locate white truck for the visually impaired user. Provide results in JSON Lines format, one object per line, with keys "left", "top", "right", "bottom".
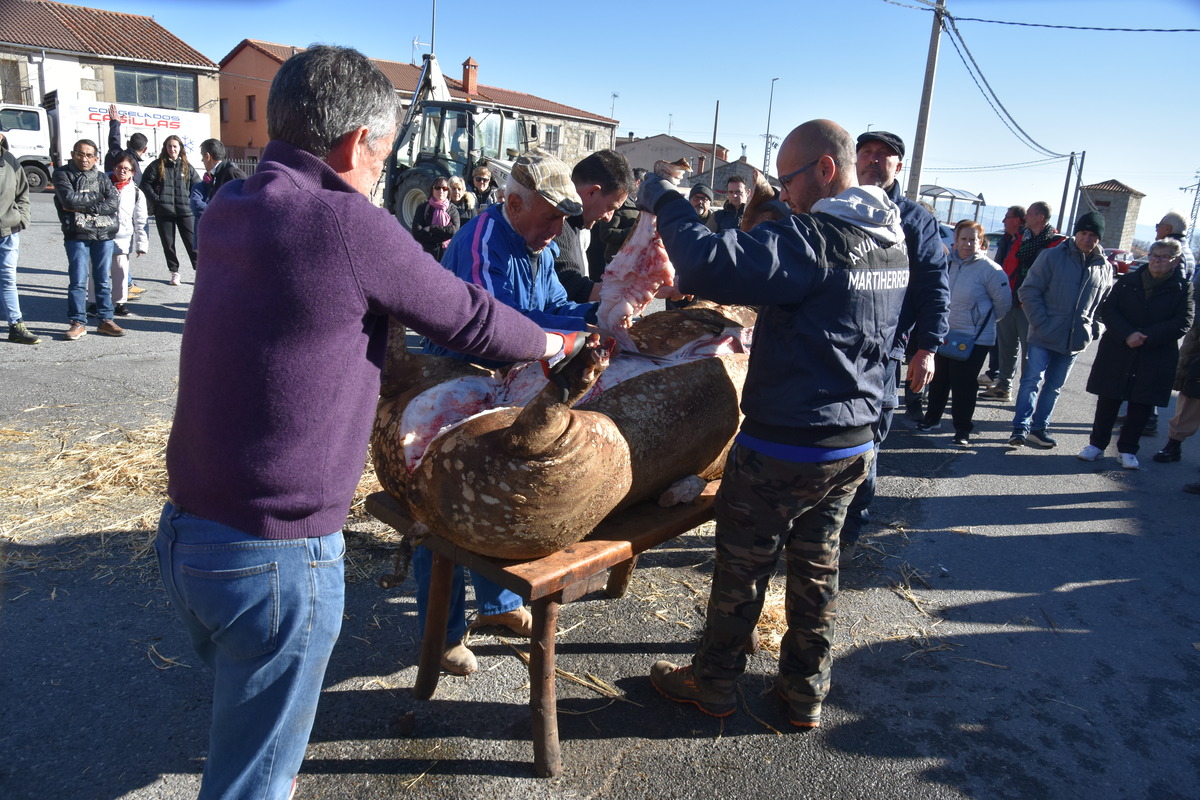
{"left": 0, "top": 96, "right": 211, "bottom": 191}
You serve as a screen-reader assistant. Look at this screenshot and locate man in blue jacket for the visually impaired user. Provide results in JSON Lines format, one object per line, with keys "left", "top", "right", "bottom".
{"left": 841, "top": 130, "right": 949, "bottom": 554}
{"left": 642, "top": 119, "right": 910, "bottom": 730}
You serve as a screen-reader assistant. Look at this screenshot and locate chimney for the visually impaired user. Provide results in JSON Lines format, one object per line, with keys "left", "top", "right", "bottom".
{"left": 462, "top": 57, "right": 478, "bottom": 96}
{"left": 628, "top": 130, "right": 634, "bottom": 140}
{"left": 698, "top": 155, "right": 706, "bottom": 173}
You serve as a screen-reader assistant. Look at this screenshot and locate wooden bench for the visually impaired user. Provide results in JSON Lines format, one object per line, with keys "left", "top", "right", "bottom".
{"left": 364, "top": 482, "right": 718, "bottom": 777}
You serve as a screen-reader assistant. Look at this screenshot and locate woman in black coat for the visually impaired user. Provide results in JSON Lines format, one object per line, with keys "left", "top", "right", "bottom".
{"left": 411, "top": 178, "right": 460, "bottom": 261}
{"left": 139, "top": 135, "right": 200, "bottom": 285}
{"left": 1078, "top": 239, "right": 1195, "bottom": 469}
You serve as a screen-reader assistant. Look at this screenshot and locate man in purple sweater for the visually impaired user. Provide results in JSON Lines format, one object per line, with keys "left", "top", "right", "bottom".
{"left": 155, "top": 46, "right": 571, "bottom": 800}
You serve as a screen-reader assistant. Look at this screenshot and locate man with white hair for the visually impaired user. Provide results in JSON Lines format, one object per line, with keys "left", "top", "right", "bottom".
{"left": 1156, "top": 210, "right": 1195, "bottom": 281}
{"left": 420, "top": 149, "right": 597, "bottom": 674}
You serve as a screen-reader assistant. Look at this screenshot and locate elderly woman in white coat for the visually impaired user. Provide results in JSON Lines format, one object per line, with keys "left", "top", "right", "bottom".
{"left": 917, "top": 219, "right": 1013, "bottom": 445}
{"left": 90, "top": 153, "right": 149, "bottom": 317}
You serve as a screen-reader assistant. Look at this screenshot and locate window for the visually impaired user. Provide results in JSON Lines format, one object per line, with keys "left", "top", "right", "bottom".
{"left": 219, "top": 98, "right": 228, "bottom": 123}
{"left": 114, "top": 66, "right": 196, "bottom": 111}
{"left": 247, "top": 95, "right": 257, "bottom": 122}
{"left": 0, "top": 107, "right": 40, "bottom": 132}
{"left": 584, "top": 130, "right": 596, "bottom": 151}
{"left": 543, "top": 124, "right": 560, "bottom": 153}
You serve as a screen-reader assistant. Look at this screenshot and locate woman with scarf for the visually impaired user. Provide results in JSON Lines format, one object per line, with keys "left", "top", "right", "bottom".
{"left": 916, "top": 220, "right": 1012, "bottom": 446}
{"left": 1078, "top": 238, "right": 1195, "bottom": 469}
{"left": 139, "top": 135, "right": 199, "bottom": 286}
{"left": 103, "top": 154, "right": 149, "bottom": 316}
{"left": 411, "top": 178, "right": 460, "bottom": 261}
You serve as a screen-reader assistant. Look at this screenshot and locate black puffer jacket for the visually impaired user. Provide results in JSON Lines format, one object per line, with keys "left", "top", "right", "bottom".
{"left": 1086, "top": 267, "right": 1195, "bottom": 406}
{"left": 140, "top": 156, "right": 200, "bottom": 218}
{"left": 51, "top": 162, "right": 118, "bottom": 241}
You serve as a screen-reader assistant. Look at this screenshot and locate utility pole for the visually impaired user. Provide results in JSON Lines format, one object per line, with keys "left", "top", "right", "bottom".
{"left": 762, "top": 77, "right": 779, "bottom": 175}
{"left": 1067, "top": 150, "right": 1087, "bottom": 227}
{"left": 1057, "top": 152, "right": 1076, "bottom": 232}
{"left": 430, "top": 0, "right": 437, "bottom": 54}
{"left": 1182, "top": 170, "right": 1200, "bottom": 252}
{"left": 905, "top": 0, "right": 946, "bottom": 201}
{"left": 610, "top": 92, "right": 619, "bottom": 119}
{"left": 709, "top": 100, "right": 720, "bottom": 188}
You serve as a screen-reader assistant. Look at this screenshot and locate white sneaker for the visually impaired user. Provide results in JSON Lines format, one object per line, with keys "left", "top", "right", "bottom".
{"left": 1077, "top": 445, "right": 1103, "bottom": 462}
{"left": 169, "top": 272, "right": 181, "bottom": 286}
{"left": 1119, "top": 453, "right": 1140, "bottom": 470}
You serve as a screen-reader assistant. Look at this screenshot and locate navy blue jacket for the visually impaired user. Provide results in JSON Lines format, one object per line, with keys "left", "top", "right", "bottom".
{"left": 885, "top": 180, "right": 949, "bottom": 358}
{"left": 653, "top": 189, "right": 910, "bottom": 448}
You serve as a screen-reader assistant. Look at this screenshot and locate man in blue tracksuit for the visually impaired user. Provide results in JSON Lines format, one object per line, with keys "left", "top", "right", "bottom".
{"left": 842, "top": 131, "right": 950, "bottom": 553}
{"left": 641, "top": 120, "right": 911, "bottom": 730}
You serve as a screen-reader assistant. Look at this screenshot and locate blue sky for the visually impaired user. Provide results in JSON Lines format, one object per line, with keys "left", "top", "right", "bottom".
{"left": 100, "top": 0, "right": 1200, "bottom": 234}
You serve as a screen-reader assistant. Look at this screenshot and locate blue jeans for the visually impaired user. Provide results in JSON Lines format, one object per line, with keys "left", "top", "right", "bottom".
{"left": 1, "top": 232, "right": 23, "bottom": 325}
{"left": 413, "top": 544, "right": 522, "bottom": 645}
{"left": 65, "top": 238, "right": 114, "bottom": 322}
{"left": 1012, "top": 344, "right": 1077, "bottom": 434}
{"left": 155, "top": 502, "right": 345, "bottom": 800}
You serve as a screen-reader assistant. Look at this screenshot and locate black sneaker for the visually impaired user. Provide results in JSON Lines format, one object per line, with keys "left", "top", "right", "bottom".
{"left": 86, "top": 302, "right": 97, "bottom": 318}
{"left": 650, "top": 661, "right": 736, "bottom": 717}
{"left": 1007, "top": 433, "right": 1026, "bottom": 448}
{"left": 1026, "top": 430, "right": 1057, "bottom": 449}
{"left": 952, "top": 432, "right": 970, "bottom": 446}
{"left": 915, "top": 420, "right": 942, "bottom": 432}
{"left": 114, "top": 303, "right": 132, "bottom": 317}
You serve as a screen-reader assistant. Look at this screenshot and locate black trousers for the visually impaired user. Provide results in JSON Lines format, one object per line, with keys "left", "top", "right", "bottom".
{"left": 156, "top": 215, "right": 197, "bottom": 273}
{"left": 924, "top": 346, "right": 990, "bottom": 434}
{"left": 1091, "top": 395, "right": 1153, "bottom": 454}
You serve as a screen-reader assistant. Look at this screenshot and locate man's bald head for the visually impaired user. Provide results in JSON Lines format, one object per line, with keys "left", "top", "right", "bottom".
{"left": 776, "top": 119, "right": 856, "bottom": 214}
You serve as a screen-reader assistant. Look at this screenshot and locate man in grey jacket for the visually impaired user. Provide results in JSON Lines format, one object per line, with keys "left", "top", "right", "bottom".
{"left": 1, "top": 132, "right": 39, "bottom": 344}
{"left": 1009, "top": 211, "right": 1112, "bottom": 448}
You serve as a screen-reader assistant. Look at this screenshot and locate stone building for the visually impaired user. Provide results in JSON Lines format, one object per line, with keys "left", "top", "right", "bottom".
{"left": 1078, "top": 179, "right": 1145, "bottom": 251}
{"left": 218, "top": 41, "right": 617, "bottom": 164}
{"left": 614, "top": 133, "right": 729, "bottom": 181}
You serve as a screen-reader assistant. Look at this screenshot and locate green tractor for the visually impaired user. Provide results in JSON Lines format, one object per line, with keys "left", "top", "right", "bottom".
{"left": 384, "top": 54, "right": 532, "bottom": 230}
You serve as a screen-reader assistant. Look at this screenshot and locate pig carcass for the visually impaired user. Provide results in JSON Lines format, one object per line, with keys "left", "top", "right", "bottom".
{"left": 371, "top": 302, "right": 755, "bottom": 559}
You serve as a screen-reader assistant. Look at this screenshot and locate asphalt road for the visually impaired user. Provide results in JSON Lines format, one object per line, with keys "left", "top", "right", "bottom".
{"left": 2, "top": 190, "right": 1199, "bottom": 799}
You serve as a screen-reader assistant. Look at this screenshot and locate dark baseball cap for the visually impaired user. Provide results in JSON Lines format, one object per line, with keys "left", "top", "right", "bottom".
{"left": 855, "top": 131, "right": 905, "bottom": 160}
{"left": 689, "top": 184, "right": 715, "bottom": 201}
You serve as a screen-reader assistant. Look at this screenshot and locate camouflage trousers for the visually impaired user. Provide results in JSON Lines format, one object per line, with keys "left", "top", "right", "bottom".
{"left": 692, "top": 443, "right": 872, "bottom": 707}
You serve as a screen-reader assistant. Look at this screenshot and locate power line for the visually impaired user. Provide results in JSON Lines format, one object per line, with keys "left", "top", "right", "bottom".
{"left": 880, "top": 0, "right": 1200, "bottom": 33}
{"left": 941, "top": 16, "right": 1069, "bottom": 158}
{"left": 928, "top": 156, "right": 1068, "bottom": 173}
{"left": 953, "top": 17, "right": 1200, "bottom": 33}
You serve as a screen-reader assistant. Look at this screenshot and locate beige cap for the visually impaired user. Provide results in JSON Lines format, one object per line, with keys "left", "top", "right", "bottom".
{"left": 510, "top": 149, "right": 583, "bottom": 216}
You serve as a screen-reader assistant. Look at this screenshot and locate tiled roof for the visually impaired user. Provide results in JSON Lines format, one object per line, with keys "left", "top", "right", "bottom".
{"left": 1081, "top": 179, "right": 1146, "bottom": 198}
{"left": 221, "top": 39, "right": 615, "bottom": 125}
{"left": 0, "top": 0, "right": 216, "bottom": 69}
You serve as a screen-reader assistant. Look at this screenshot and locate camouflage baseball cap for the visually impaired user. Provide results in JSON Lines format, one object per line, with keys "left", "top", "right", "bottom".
{"left": 510, "top": 149, "right": 583, "bottom": 216}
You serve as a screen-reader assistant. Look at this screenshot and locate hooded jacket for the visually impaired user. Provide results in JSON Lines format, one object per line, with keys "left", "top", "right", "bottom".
{"left": 1019, "top": 237, "right": 1112, "bottom": 354}
{"left": 884, "top": 179, "right": 950, "bottom": 356}
{"left": 1, "top": 139, "right": 31, "bottom": 237}
{"left": 651, "top": 183, "right": 910, "bottom": 448}
{"left": 112, "top": 179, "right": 150, "bottom": 256}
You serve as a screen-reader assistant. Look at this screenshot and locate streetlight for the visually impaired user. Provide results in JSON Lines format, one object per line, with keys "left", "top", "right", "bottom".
{"left": 762, "top": 77, "right": 779, "bottom": 174}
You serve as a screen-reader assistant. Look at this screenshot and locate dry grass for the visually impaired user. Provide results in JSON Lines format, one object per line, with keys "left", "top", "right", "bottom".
{"left": 0, "top": 419, "right": 396, "bottom": 583}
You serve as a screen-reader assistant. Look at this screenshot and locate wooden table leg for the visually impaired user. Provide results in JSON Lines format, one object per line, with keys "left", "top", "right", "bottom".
{"left": 605, "top": 555, "right": 639, "bottom": 598}
{"left": 529, "top": 595, "right": 562, "bottom": 777}
{"left": 414, "top": 550, "right": 453, "bottom": 700}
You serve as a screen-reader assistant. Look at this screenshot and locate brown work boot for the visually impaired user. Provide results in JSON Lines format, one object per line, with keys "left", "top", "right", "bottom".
{"left": 474, "top": 607, "right": 533, "bottom": 637}
{"left": 96, "top": 319, "right": 125, "bottom": 337}
{"left": 650, "top": 660, "right": 736, "bottom": 717}
{"left": 440, "top": 641, "right": 477, "bottom": 675}
{"left": 64, "top": 321, "right": 87, "bottom": 341}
